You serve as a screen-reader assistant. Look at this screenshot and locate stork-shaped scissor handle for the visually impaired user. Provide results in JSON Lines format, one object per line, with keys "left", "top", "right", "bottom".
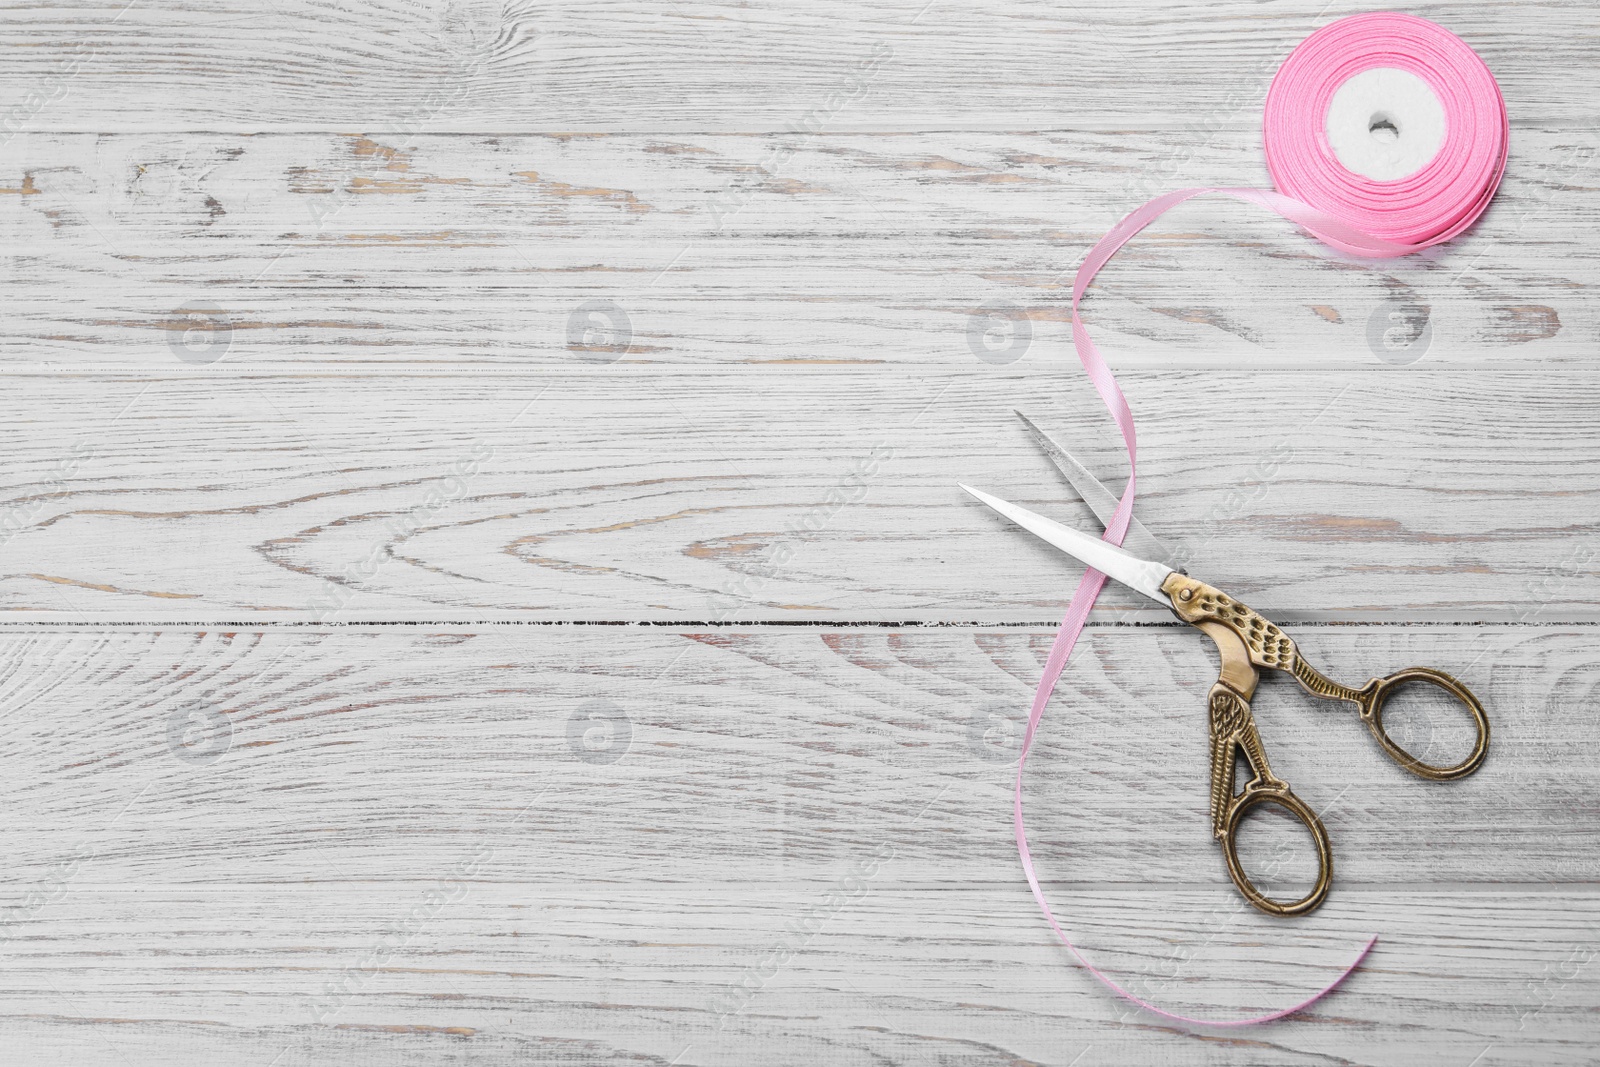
{"left": 957, "top": 442, "right": 1491, "bottom": 918}
{"left": 1160, "top": 572, "right": 1490, "bottom": 916}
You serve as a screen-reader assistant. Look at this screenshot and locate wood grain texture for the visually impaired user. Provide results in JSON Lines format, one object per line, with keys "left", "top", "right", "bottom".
{"left": 0, "top": 628, "right": 1596, "bottom": 1065}
{"left": 0, "top": 370, "right": 1596, "bottom": 624}
{"left": 0, "top": 0, "right": 1596, "bottom": 132}
{"left": 0, "top": 128, "right": 1594, "bottom": 367}
{"left": 4, "top": 0, "right": 1599, "bottom": 1060}
{"left": 5, "top": 626, "right": 1596, "bottom": 886}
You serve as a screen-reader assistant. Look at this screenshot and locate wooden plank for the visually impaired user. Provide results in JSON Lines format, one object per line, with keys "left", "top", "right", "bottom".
{"left": 0, "top": 887, "right": 1594, "bottom": 1066}
{"left": 0, "top": 626, "right": 1591, "bottom": 886}
{"left": 0, "top": 369, "right": 1594, "bottom": 623}
{"left": 0, "top": 1, "right": 1594, "bottom": 132}
{"left": 0, "top": 627, "right": 1595, "bottom": 1063}
{"left": 0, "top": 129, "right": 1595, "bottom": 368}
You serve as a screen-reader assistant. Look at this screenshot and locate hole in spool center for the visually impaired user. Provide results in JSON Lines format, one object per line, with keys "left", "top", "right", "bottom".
{"left": 1326, "top": 69, "right": 1444, "bottom": 180}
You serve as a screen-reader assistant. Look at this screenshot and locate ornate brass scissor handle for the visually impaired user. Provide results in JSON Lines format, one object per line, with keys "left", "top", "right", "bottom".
{"left": 960, "top": 454, "right": 1493, "bottom": 919}
{"left": 1161, "top": 572, "right": 1490, "bottom": 916}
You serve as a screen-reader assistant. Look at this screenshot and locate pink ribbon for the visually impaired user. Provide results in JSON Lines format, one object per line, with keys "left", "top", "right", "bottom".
{"left": 1015, "top": 13, "right": 1506, "bottom": 1025}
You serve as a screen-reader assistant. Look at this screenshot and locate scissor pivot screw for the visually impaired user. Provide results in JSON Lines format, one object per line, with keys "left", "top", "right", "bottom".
{"left": 1178, "top": 588, "right": 1194, "bottom": 602}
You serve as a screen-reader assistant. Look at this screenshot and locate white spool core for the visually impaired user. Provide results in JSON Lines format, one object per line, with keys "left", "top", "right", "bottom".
{"left": 1325, "top": 67, "right": 1447, "bottom": 181}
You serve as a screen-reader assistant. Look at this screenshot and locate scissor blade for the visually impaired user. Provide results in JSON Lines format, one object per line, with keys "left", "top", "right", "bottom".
{"left": 959, "top": 484, "right": 1175, "bottom": 606}
{"left": 1013, "top": 410, "right": 1178, "bottom": 567}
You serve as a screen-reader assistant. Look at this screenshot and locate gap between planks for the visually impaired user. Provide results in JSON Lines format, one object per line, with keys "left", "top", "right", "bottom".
{"left": 6, "top": 365, "right": 1600, "bottom": 378}
{"left": 0, "top": 618, "right": 1594, "bottom": 629}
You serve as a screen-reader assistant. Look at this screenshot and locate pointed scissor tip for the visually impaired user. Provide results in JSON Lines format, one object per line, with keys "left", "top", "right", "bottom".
{"left": 958, "top": 483, "right": 1005, "bottom": 510}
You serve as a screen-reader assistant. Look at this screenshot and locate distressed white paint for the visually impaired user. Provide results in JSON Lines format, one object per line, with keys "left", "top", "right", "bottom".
{"left": 0, "top": 129, "right": 1592, "bottom": 367}
{"left": 0, "top": 628, "right": 1596, "bottom": 1065}
{"left": 0, "top": 371, "right": 1596, "bottom": 624}
{"left": 0, "top": 0, "right": 1594, "bottom": 132}
{"left": 0, "top": 0, "right": 1597, "bottom": 1062}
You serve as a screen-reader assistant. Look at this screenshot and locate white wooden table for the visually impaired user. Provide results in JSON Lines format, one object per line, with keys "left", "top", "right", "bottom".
{"left": 1, "top": 1, "right": 1597, "bottom": 1063}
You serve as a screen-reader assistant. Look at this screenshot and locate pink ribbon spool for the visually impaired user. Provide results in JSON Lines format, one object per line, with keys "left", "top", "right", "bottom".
{"left": 1263, "top": 12, "right": 1508, "bottom": 254}
{"left": 1016, "top": 13, "right": 1507, "bottom": 1027}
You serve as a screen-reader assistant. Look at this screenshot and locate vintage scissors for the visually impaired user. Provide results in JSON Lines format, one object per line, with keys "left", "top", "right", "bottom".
{"left": 962, "top": 411, "right": 1491, "bottom": 917}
